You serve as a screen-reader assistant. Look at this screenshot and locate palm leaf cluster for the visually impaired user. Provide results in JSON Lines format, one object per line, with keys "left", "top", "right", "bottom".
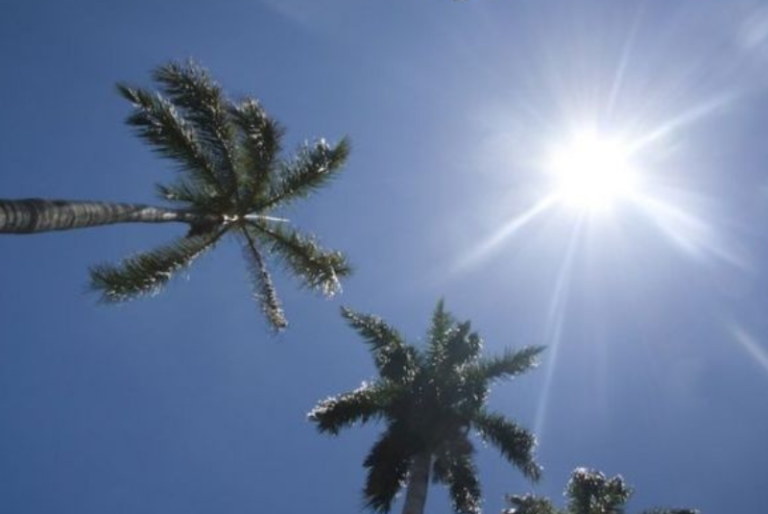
{"left": 309, "top": 301, "right": 544, "bottom": 514}
{"left": 504, "top": 468, "right": 698, "bottom": 514}
{"left": 91, "top": 61, "right": 351, "bottom": 330}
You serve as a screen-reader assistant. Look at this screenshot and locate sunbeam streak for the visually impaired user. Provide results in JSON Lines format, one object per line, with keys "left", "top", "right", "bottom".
{"left": 729, "top": 325, "right": 768, "bottom": 377}
{"left": 632, "top": 194, "right": 749, "bottom": 269}
{"left": 534, "top": 215, "right": 584, "bottom": 440}
{"left": 628, "top": 95, "right": 733, "bottom": 152}
{"left": 455, "top": 195, "right": 558, "bottom": 270}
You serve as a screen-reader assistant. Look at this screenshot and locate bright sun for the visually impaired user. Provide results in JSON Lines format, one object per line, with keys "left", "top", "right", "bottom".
{"left": 547, "top": 130, "right": 641, "bottom": 212}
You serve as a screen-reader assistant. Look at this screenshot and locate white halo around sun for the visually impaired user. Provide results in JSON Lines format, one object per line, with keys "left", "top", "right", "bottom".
{"left": 546, "top": 130, "right": 642, "bottom": 213}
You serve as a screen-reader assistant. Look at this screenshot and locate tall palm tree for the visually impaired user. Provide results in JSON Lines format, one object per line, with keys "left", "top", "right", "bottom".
{"left": 309, "top": 301, "right": 544, "bottom": 514}
{"left": 0, "top": 61, "right": 351, "bottom": 330}
{"left": 504, "top": 468, "right": 697, "bottom": 514}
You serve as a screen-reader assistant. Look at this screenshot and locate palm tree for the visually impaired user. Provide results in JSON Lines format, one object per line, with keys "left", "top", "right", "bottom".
{"left": 0, "top": 61, "right": 351, "bottom": 330}
{"left": 504, "top": 468, "right": 698, "bottom": 514}
{"left": 309, "top": 301, "right": 544, "bottom": 514}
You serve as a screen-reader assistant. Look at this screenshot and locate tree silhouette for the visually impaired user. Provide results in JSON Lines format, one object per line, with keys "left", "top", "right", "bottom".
{"left": 0, "top": 61, "right": 351, "bottom": 330}
{"left": 310, "top": 301, "right": 543, "bottom": 514}
{"left": 504, "top": 468, "right": 698, "bottom": 514}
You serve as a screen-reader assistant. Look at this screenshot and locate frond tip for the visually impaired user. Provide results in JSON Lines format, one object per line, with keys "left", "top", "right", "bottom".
{"left": 257, "top": 224, "right": 352, "bottom": 297}
{"left": 241, "top": 229, "right": 287, "bottom": 331}
{"left": 90, "top": 232, "right": 221, "bottom": 302}
{"left": 340, "top": 307, "right": 416, "bottom": 382}
{"left": 308, "top": 382, "right": 395, "bottom": 435}
{"left": 474, "top": 411, "right": 541, "bottom": 482}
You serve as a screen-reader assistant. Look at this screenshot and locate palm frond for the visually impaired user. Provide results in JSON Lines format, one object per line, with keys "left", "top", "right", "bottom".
{"left": 241, "top": 228, "right": 287, "bottom": 331}
{"left": 432, "top": 430, "right": 474, "bottom": 484}
{"left": 254, "top": 222, "right": 351, "bottom": 297}
{"left": 445, "top": 455, "right": 482, "bottom": 514}
{"left": 229, "top": 98, "right": 283, "bottom": 202}
{"left": 117, "top": 83, "right": 224, "bottom": 194}
{"left": 566, "top": 469, "right": 631, "bottom": 514}
{"left": 472, "top": 410, "right": 541, "bottom": 482}
{"left": 90, "top": 230, "right": 223, "bottom": 302}
{"left": 155, "top": 180, "right": 224, "bottom": 210}
{"left": 503, "top": 495, "right": 558, "bottom": 514}
{"left": 258, "top": 137, "right": 350, "bottom": 211}
{"left": 443, "top": 321, "right": 482, "bottom": 368}
{"left": 426, "top": 299, "right": 455, "bottom": 365}
{"left": 341, "top": 307, "right": 418, "bottom": 382}
{"left": 362, "top": 423, "right": 415, "bottom": 513}
{"left": 466, "top": 346, "right": 545, "bottom": 385}
{"left": 308, "top": 382, "right": 397, "bottom": 435}
{"left": 152, "top": 61, "right": 238, "bottom": 194}
{"left": 432, "top": 433, "right": 482, "bottom": 514}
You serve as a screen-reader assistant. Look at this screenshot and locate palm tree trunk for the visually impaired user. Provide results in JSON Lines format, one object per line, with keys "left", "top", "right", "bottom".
{"left": 401, "top": 452, "right": 431, "bottom": 514}
{"left": 0, "top": 198, "right": 219, "bottom": 234}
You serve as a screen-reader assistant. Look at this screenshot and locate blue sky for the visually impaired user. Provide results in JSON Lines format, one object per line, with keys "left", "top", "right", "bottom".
{"left": 1, "top": 0, "right": 767, "bottom": 512}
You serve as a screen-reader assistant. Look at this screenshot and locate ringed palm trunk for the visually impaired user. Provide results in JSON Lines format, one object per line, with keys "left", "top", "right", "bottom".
{"left": 401, "top": 452, "right": 431, "bottom": 514}
{"left": 0, "top": 198, "right": 220, "bottom": 234}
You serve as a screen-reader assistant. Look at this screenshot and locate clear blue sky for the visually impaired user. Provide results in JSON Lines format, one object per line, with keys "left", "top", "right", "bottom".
{"left": 1, "top": 0, "right": 767, "bottom": 512}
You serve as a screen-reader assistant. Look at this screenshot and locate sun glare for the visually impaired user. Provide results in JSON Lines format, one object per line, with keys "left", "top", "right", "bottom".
{"left": 547, "top": 130, "right": 641, "bottom": 212}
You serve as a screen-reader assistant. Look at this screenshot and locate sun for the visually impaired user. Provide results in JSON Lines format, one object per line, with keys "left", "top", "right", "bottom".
{"left": 546, "top": 130, "right": 641, "bottom": 212}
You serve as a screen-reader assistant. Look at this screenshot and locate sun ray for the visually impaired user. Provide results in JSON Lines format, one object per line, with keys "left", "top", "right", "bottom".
{"left": 728, "top": 324, "right": 768, "bottom": 377}
{"left": 631, "top": 193, "right": 750, "bottom": 269}
{"left": 534, "top": 215, "right": 584, "bottom": 440}
{"left": 455, "top": 195, "right": 558, "bottom": 271}
{"left": 627, "top": 94, "right": 732, "bottom": 153}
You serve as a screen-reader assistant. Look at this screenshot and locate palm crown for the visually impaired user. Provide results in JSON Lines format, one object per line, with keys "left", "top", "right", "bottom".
{"left": 95, "top": 61, "right": 351, "bottom": 330}
{"left": 504, "top": 468, "right": 698, "bottom": 514}
{"left": 309, "top": 301, "right": 544, "bottom": 514}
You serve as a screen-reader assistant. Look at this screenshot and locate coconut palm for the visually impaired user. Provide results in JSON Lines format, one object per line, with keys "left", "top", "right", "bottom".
{"left": 0, "top": 61, "right": 351, "bottom": 330}
{"left": 309, "top": 301, "right": 544, "bottom": 514}
{"left": 504, "top": 468, "right": 697, "bottom": 514}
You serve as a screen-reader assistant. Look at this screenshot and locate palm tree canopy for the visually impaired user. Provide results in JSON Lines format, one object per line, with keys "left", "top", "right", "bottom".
{"left": 504, "top": 468, "right": 698, "bottom": 514}
{"left": 3, "top": 60, "right": 352, "bottom": 331}
{"left": 309, "top": 301, "right": 544, "bottom": 514}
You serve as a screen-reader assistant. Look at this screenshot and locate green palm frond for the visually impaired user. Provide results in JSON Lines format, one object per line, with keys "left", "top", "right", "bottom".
{"left": 363, "top": 423, "right": 416, "bottom": 513}
{"left": 427, "top": 302, "right": 482, "bottom": 373}
{"left": 255, "top": 222, "right": 351, "bottom": 296}
{"left": 229, "top": 98, "right": 283, "bottom": 201}
{"left": 426, "top": 299, "right": 455, "bottom": 365}
{"left": 341, "top": 307, "right": 418, "bottom": 382}
{"left": 431, "top": 430, "right": 473, "bottom": 483}
{"left": 155, "top": 180, "right": 224, "bottom": 210}
{"left": 241, "top": 229, "right": 287, "bottom": 331}
{"left": 443, "top": 321, "right": 482, "bottom": 368}
{"left": 467, "top": 346, "right": 545, "bottom": 385}
{"left": 117, "top": 83, "right": 224, "bottom": 194}
{"left": 566, "top": 469, "right": 631, "bottom": 514}
{"left": 309, "top": 382, "right": 397, "bottom": 435}
{"left": 503, "top": 495, "right": 558, "bottom": 514}
{"left": 90, "top": 230, "right": 223, "bottom": 302}
{"left": 473, "top": 410, "right": 541, "bottom": 481}
{"left": 259, "top": 137, "right": 350, "bottom": 211}
{"left": 445, "top": 454, "right": 482, "bottom": 514}
{"left": 152, "top": 61, "right": 238, "bottom": 194}
{"left": 432, "top": 433, "right": 482, "bottom": 514}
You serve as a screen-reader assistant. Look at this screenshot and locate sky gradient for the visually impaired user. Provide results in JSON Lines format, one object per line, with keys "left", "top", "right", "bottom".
{"left": 2, "top": 0, "right": 768, "bottom": 512}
